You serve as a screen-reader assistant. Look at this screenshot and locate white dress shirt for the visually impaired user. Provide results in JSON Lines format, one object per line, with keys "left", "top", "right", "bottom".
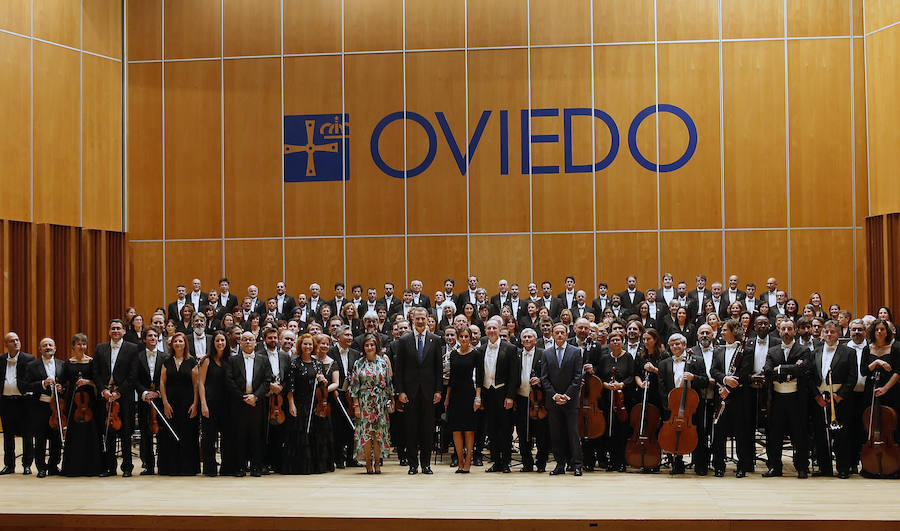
{"left": 191, "top": 291, "right": 202, "bottom": 310}
{"left": 4, "top": 354, "right": 21, "bottom": 396}
{"left": 519, "top": 348, "right": 535, "bottom": 397}
{"left": 243, "top": 351, "right": 255, "bottom": 394}
{"left": 661, "top": 288, "right": 675, "bottom": 305}
{"left": 673, "top": 357, "right": 686, "bottom": 388}
{"left": 754, "top": 337, "right": 769, "bottom": 373}
{"left": 483, "top": 340, "right": 501, "bottom": 388}
{"left": 848, "top": 340, "right": 867, "bottom": 391}
{"left": 820, "top": 344, "right": 837, "bottom": 392}
{"left": 111, "top": 340, "right": 122, "bottom": 371}
{"left": 266, "top": 348, "right": 280, "bottom": 383}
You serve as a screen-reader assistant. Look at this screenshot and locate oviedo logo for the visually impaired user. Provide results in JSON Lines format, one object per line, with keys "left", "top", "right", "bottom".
{"left": 283, "top": 105, "right": 696, "bottom": 183}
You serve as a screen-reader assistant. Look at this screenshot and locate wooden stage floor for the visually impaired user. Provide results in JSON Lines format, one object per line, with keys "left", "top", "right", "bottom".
{"left": 0, "top": 457, "right": 897, "bottom": 531}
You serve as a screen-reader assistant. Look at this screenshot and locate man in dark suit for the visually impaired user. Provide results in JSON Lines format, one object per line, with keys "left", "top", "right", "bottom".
{"left": 743, "top": 282, "right": 761, "bottom": 315}
{"left": 259, "top": 328, "right": 290, "bottom": 474}
{"left": 708, "top": 282, "right": 731, "bottom": 320}
{"left": 687, "top": 274, "right": 713, "bottom": 318}
{"left": 224, "top": 331, "right": 272, "bottom": 477}
{"left": 0, "top": 332, "right": 34, "bottom": 475}
{"left": 393, "top": 307, "right": 442, "bottom": 474}
{"left": 246, "top": 284, "right": 266, "bottom": 316}
{"left": 570, "top": 290, "right": 591, "bottom": 320}
{"left": 490, "top": 279, "right": 512, "bottom": 311}
{"left": 25, "top": 337, "right": 65, "bottom": 477}
{"left": 809, "top": 320, "right": 857, "bottom": 478}
{"left": 540, "top": 322, "right": 584, "bottom": 476}
{"left": 658, "top": 332, "right": 708, "bottom": 474}
{"left": 330, "top": 325, "right": 361, "bottom": 468}
{"left": 217, "top": 277, "right": 239, "bottom": 314}
{"left": 763, "top": 319, "right": 813, "bottom": 478}
{"left": 557, "top": 276, "right": 577, "bottom": 310}
{"left": 188, "top": 313, "right": 212, "bottom": 359}
{"left": 134, "top": 327, "right": 167, "bottom": 475}
{"left": 725, "top": 275, "right": 746, "bottom": 307}
{"left": 513, "top": 328, "right": 550, "bottom": 472}
{"left": 167, "top": 284, "right": 188, "bottom": 321}
{"left": 592, "top": 282, "right": 611, "bottom": 317}
{"left": 352, "top": 311, "right": 391, "bottom": 352}
{"left": 327, "top": 282, "right": 348, "bottom": 318}
{"left": 93, "top": 319, "right": 140, "bottom": 477}
{"left": 274, "top": 281, "right": 296, "bottom": 320}
{"left": 539, "top": 281, "right": 564, "bottom": 320}
{"left": 505, "top": 283, "right": 526, "bottom": 323}
{"left": 617, "top": 275, "right": 645, "bottom": 314}
{"left": 187, "top": 278, "right": 208, "bottom": 316}
{"left": 410, "top": 279, "right": 431, "bottom": 309}
{"left": 477, "top": 317, "right": 519, "bottom": 472}
{"left": 377, "top": 282, "right": 403, "bottom": 318}
{"left": 454, "top": 276, "right": 480, "bottom": 314}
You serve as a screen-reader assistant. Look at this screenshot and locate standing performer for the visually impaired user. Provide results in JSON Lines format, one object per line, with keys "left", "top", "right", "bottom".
{"left": 158, "top": 332, "right": 200, "bottom": 476}
{"left": 134, "top": 328, "right": 167, "bottom": 476}
{"left": 710, "top": 319, "right": 752, "bottom": 477}
{"left": 541, "top": 323, "right": 584, "bottom": 476}
{"left": 597, "top": 331, "right": 635, "bottom": 473}
{"left": 514, "top": 328, "right": 550, "bottom": 473}
{"left": 658, "top": 334, "right": 707, "bottom": 475}
{"left": 26, "top": 338, "right": 65, "bottom": 477}
{"left": 198, "top": 331, "right": 229, "bottom": 476}
{"left": 477, "top": 317, "right": 518, "bottom": 473}
{"left": 809, "top": 320, "right": 856, "bottom": 478}
{"left": 93, "top": 319, "right": 139, "bottom": 477}
{"left": 689, "top": 324, "right": 716, "bottom": 476}
{"left": 261, "top": 328, "right": 291, "bottom": 474}
{"left": 60, "top": 334, "right": 103, "bottom": 476}
{"left": 225, "top": 331, "right": 272, "bottom": 476}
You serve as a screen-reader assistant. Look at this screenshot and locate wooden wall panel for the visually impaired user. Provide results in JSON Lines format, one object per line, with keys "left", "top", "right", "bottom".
{"left": 596, "top": 232, "right": 658, "bottom": 296}
{"left": 346, "top": 237, "right": 405, "bottom": 293}
{"left": 283, "top": 0, "right": 340, "bottom": 54}
{"left": 532, "top": 234, "right": 593, "bottom": 296}
{"left": 83, "top": 55, "right": 122, "bottom": 232}
{"left": 593, "top": 0, "right": 654, "bottom": 43}
{"left": 0, "top": 34, "right": 31, "bottom": 222}
{"left": 405, "top": 0, "right": 464, "bottom": 50}
{"left": 344, "top": 0, "right": 403, "bottom": 52}
{"left": 790, "top": 229, "right": 854, "bottom": 309}
{"left": 406, "top": 235, "right": 468, "bottom": 298}
{"left": 224, "top": 58, "right": 281, "bottom": 238}
{"left": 282, "top": 55, "right": 343, "bottom": 238}
{"left": 660, "top": 231, "right": 723, "bottom": 286}
{"left": 788, "top": 39, "right": 852, "bottom": 227}
{"left": 469, "top": 235, "right": 530, "bottom": 289}
{"left": 866, "top": 26, "right": 900, "bottom": 216}
{"left": 853, "top": 0, "right": 864, "bottom": 35}
{"left": 467, "top": 49, "right": 529, "bottom": 233}
{"left": 84, "top": 0, "right": 122, "bottom": 59}
{"left": 344, "top": 53, "right": 403, "bottom": 235}
{"left": 127, "top": 241, "right": 165, "bottom": 315}
{"left": 33, "top": 42, "right": 80, "bottom": 227}
{"left": 723, "top": 230, "right": 789, "bottom": 293}
{"left": 594, "top": 44, "right": 656, "bottom": 231}
{"left": 865, "top": 0, "right": 900, "bottom": 32}
{"left": 722, "top": 0, "right": 783, "bottom": 39}
{"left": 0, "top": 0, "right": 31, "bottom": 34}
{"left": 34, "top": 0, "right": 80, "bottom": 48}
{"left": 867, "top": 216, "right": 886, "bottom": 312}
{"left": 529, "top": 0, "right": 590, "bottom": 46}
{"left": 284, "top": 238, "right": 344, "bottom": 298}
{"left": 163, "top": 60, "right": 221, "bottom": 239}
{"left": 657, "top": 43, "right": 721, "bottom": 230}
{"left": 163, "top": 0, "right": 221, "bottom": 59}
{"left": 164, "top": 240, "right": 222, "bottom": 303}
{"left": 1, "top": 222, "right": 34, "bottom": 351}
{"left": 224, "top": 239, "right": 283, "bottom": 298}
{"left": 467, "top": 0, "right": 527, "bottom": 48}
{"left": 530, "top": 46, "right": 593, "bottom": 233}
{"left": 854, "top": 42, "right": 868, "bottom": 226}
{"left": 787, "top": 0, "right": 851, "bottom": 37}
{"left": 856, "top": 227, "right": 868, "bottom": 314}
{"left": 126, "top": 0, "right": 161, "bottom": 61}
{"left": 723, "top": 41, "right": 786, "bottom": 228}
{"left": 127, "top": 63, "right": 163, "bottom": 240}
{"left": 405, "top": 51, "right": 466, "bottom": 235}
{"left": 656, "top": 0, "right": 719, "bottom": 41}
{"left": 223, "top": 0, "right": 280, "bottom": 57}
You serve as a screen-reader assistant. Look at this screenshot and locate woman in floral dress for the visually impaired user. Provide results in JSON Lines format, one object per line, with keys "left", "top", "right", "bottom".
{"left": 349, "top": 333, "right": 393, "bottom": 474}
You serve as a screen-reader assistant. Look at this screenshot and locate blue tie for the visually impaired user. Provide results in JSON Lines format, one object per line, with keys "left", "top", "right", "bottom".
{"left": 557, "top": 348, "right": 564, "bottom": 368}
{"left": 417, "top": 334, "right": 424, "bottom": 364}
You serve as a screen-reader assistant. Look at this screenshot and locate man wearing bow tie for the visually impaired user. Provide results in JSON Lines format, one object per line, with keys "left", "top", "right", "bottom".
{"left": 0, "top": 332, "right": 34, "bottom": 475}
{"left": 225, "top": 332, "right": 272, "bottom": 477}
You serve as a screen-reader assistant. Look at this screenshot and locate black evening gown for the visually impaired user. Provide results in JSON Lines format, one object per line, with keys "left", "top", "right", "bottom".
{"left": 158, "top": 357, "right": 200, "bottom": 476}
{"left": 283, "top": 358, "right": 335, "bottom": 474}
{"left": 447, "top": 350, "right": 477, "bottom": 432}
{"left": 60, "top": 360, "right": 104, "bottom": 477}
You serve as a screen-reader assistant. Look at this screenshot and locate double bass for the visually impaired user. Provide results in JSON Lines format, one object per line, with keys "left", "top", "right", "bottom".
{"left": 659, "top": 357, "right": 700, "bottom": 455}
{"left": 625, "top": 369, "right": 661, "bottom": 469}
{"left": 861, "top": 371, "right": 900, "bottom": 476}
{"left": 577, "top": 374, "right": 606, "bottom": 439}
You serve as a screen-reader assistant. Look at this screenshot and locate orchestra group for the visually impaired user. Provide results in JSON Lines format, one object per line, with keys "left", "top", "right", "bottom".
{"left": 1, "top": 273, "right": 898, "bottom": 480}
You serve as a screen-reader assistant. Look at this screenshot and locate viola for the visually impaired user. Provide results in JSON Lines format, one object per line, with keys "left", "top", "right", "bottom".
{"left": 105, "top": 383, "right": 122, "bottom": 432}
{"left": 269, "top": 393, "right": 286, "bottom": 425}
{"left": 72, "top": 391, "right": 93, "bottom": 423}
{"left": 659, "top": 359, "right": 699, "bottom": 455}
{"left": 861, "top": 371, "right": 900, "bottom": 476}
{"left": 610, "top": 367, "right": 628, "bottom": 423}
{"left": 528, "top": 385, "right": 547, "bottom": 420}
{"left": 577, "top": 374, "right": 605, "bottom": 439}
{"left": 625, "top": 369, "right": 662, "bottom": 470}
{"left": 49, "top": 389, "right": 67, "bottom": 431}
{"left": 148, "top": 384, "right": 160, "bottom": 434}
{"left": 314, "top": 379, "right": 331, "bottom": 418}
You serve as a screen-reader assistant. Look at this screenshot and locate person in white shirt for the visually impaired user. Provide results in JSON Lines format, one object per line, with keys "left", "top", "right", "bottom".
{"left": 514, "top": 328, "right": 550, "bottom": 472}
{"left": 26, "top": 338, "right": 64, "bottom": 477}
{"left": 845, "top": 319, "right": 869, "bottom": 467}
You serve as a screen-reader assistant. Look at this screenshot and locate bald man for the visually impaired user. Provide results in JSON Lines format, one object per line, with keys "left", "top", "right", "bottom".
{"left": 25, "top": 338, "right": 65, "bottom": 477}
{"left": 225, "top": 332, "right": 272, "bottom": 477}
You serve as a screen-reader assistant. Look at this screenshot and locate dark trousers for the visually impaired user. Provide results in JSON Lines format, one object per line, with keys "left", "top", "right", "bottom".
{"left": 712, "top": 390, "right": 754, "bottom": 472}
{"left": 405, "top": 391, "right": 435, "bottom": 468}
{"left": 437, "top": 384, "right": 452, "bottom": 452}
{"left": 0, "top": 396, "right": 33, "bottom": 468}
{"left": 101, "top": 398, "right": 133, "bottom": 473}
{"left": 547, "top": 401, "right": 581, "bottom": 468}
{"left": 810, "top": 394, "right": 852, "bottom": 474}
{"left": 848, "top": 390, "right": 867, "bottom": 470}
{"left": 264, "top": 397, "right": 289, "bottom": 471}
{"left": 30, "top": 401, "right": 60, "bottom": 471}
{"left": 514, "top": 395, "right": 549, "bottom": 468}
{"left": 766, "top": 391, "right": 809, "bottom": 472}
{"left": 389, "top": 409, "right": 406, "bottom": 461}
{"left": 330, "top": 393, "right": 354, "bottom": 465}
{"left": 602, "top": 402, "right": 630, "bottom": 468}
{"left": 201, "top": 403, "right": 227, "bottom": 474}
{"left": 234, "top": 401, "right": 264, "bottom": 473}
{"left": 137, "top": 401, "right": 157, "bottom": 471}
{"left": 483, "top": 387, "right": 513, "bottom": 466}
{"left": 692, "top": 397, "right": 714, "bottom": 473}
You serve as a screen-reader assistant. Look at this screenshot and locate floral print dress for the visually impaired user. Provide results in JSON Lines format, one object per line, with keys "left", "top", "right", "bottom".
{"left": 349, "top": 356, "right": 393, "bottom": 458}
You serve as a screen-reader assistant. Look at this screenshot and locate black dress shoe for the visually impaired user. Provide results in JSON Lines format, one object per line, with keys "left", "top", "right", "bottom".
{"left": 36, "top": 470, "right": 47, "bottom": 478}
{"left": 203, "top": 472, "right": 218, "bottom": 477}
{"left": 695, "top": 468, "right": 708, "bottom": 476}
{"left": 122, "top": 471, "right": 132, "bottom": 478}
{"left": 573, "top": 467, "right": 583, "bottom": 477}
{"left": 0, "top": 467, "right": 12, "bottom": 475}
{"left": 485, "top": 464, "right": 501, "bottom": 473}
{"left": 582, "top": 465, "right": 594, "bottom": 472}
{"left": 473, "top": 456, "right": 483, "bottom": 466}
{"left": 501, "top": 465, "right": 511, "bottom": 473}
{"left": 617, "top": 464, "right": 627, "bottom": 473}
{"left": 714, "top": 469, "right": 724, "bottom": 477}
{"left": 233, "top": 470, "right": 246, "bottom": 477}
{"left": 399, "top": 458, "right": 408, "bottom": 466}
{"left": 536, "top": 465, "right": 546, "bottom": 473}
{"left": 408, "top": 467, "right": 418, "bottom": 475}
{"left": 140, "top": 469, "right": 155, "bottom": 476}
{"left": 762, "top": 469, "right": 782, "bottom": 477}
{"left": 22, "top": 467, "right": 31, "bottom": 475}
{"left": 99, "top": 471, "right": 113, "bottom": 477}
{"left": 797, "top": 470, "right": 808, "bottom": 479}
{"left": 335, "top": 462, "right": 345, "bottom": 469}
{"left": 549, "top": 466, "right": 566, "bottom": 476}
{"left": 838, "top": 471, "right": 850, "bottom": 479}
{"left": 347, "top": 460, "right": 363, "bottom": 468}
{"left": 250, "top": 469, "right": 262, "bottom": 477}
{"left": 735, "top": 470, "right": 746, "bottom": 478}
{"left": 812, "top": 470, "right": 832, "bottom": 477}
{"left": 520, "top": 465, "right": 533, "bottom": 473}
{"left": 566, "top": 464, "right": 574, "bottom": 472}
{"left": 422, "top": 466, "right": 433, "bottom": 474}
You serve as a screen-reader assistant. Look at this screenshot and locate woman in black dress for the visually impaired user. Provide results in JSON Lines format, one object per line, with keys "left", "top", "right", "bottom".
{"left": 199, "top": 331, "right": 229, "bottom": 477}
{"left": 158, "top": 332, "right": 200, "bottom": 476}
{"left": 61, "top": 333, "right": 103, "bottom": 477}
{"left": 861, "top": 319, "right": 900, "bottom": 410}
{"left": 285, "top": 333, "right": 337, "bottom": 474}
{"left": 124, "top": 314, "right": 145, "bottom": 345}
{"left": 444, "top": 326, "right": 480, "bottom": 473}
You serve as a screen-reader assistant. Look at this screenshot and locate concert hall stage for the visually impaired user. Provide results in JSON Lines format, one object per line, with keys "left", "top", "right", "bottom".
{"left": 0, "top": 459, "right": 896, "bottom": 531}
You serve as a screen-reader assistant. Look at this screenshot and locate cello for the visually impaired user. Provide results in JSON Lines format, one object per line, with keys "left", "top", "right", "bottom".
{"left": 861, "top": 371, "right": 900, "bottom": 476}
{"left": 577, "top": 374, "right": 606, "bottom": 439}
{"left": 659, "top": 357, "right": 700, "bottom": 455}
{"left": 625, "top": 369, "right": 661, "bottom": 470}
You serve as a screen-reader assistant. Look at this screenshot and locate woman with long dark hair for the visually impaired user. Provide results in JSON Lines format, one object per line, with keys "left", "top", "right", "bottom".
{"left": 198, "top": 330, "right": 229, "bottom": 477}
{"left": 158, "top": 332, "right": 200, "bottom": 475}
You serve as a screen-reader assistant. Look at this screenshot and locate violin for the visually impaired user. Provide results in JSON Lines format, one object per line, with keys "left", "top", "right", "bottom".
{"left": 105, "top": 383, "right": 122, "bottom": 432}
{"left": 269, "top": 387, "right": 286, "bottom": 426}
{"left": 611, "top": 367, "right": 628, "bottom": 423}
{"left": 861, "top": 371, "right": 900, "bottom": 476}
{"left": 577, "top": 374, "right": 606, "bottom": 438}
{"left": 529, "top": 385, "right": 547, "bottom": 420}
{"left": 73, "top": 391, "right": 93, "bottom": 423}
{"left": 625, "top": 369, "right": 662, "bottom": 470}
{"left": 345, "top": 389, "right": 356, "bottom": 413}
{"left": 314, "top": 376, "right": 331, "bottom": 418}
{"left": 659, "top": 357, "right": 699, "bottom": 455}
{"left": 148, "top": 384, "right": 160, "bottom": 434}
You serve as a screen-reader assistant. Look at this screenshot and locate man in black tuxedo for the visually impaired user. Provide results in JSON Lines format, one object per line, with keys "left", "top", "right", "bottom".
{"left": 218, "top": 277, "right": 239, "bottom": 314}
{"left": 592, "top": 282, "right": 611, "bottom": 317}
{"left": 259, "top": 328, "right": 290, "bottom": 474}
{"left": 763, "top": 319, "right": 812, "bottom": 478}
{"left": 743, "top": 282, "right": 760, "bottom": 314}
{"left": 225, "top": 331, "right": 272, "bottom": 477}
{"left": 246, "top": 284, "right": 266, "bottom": 316}
{"left": 330, "top": 325, "right": 361, "bottom": 468}
{"left": 687, "top": 274, "right": 713, "bottom": 318}
{"left": 274, "top": 281, "right": 296, "bottom": 320}
{"left": 570, "top": 290, "right": 591, "bottom": 320}
{"left": 725, "top": 275, "right": 746, "bottom": 307}
{"left": 477, "top": 317, "right": 519, "bottom": 472}
{"left": 455, "top": 276, "right": 480, "bottom": 313}
{"left": 167, "top": 284, "right": 188, "bottom": 321}
{"left": 378, "top": 282, "right": 403, "bottom": 318}
{"left": 505, "top": 283, "right": 525, "bottom": 323}
{"left": 134, "top": 327, "right": 167, "bottom": 475}
{"left": 93, "top": 319, "right": 140, "bottom": 477}
{"left": 327, "top": 282, "right": 348, "bottom": 318}
{"left": 350, "top": 284, "right": 364, "bottom": 313}
{"left": 188, "top": 314, "right": 211, "bottom": 359}
{"left": 410, "top": 279, "right": 431, "bottom": 309}
{"left": 394, "top": 307, "right": 442, "bottom": 474}
{"left": 708, "top": 282, "right": 730, "bottom": 320}
{"left": 25, "top": 338, "right": 65, "bottom": 477}
{"left": 709, "top": 319, "right": 754, "bottom": 477}
{"left": 0, "top": 332, "right": 34, "bottom": 475}
{"left": 540, "top": 322, "right": 584, "bottom": 476}
{"left": 617, "top": 275, "right": 645, "bottom": 313}
{"left": 514, "top": 328, "right": 550, "bottom": 472}
{"left": 658, "top": 272, "right": 677, "bottom": 306}
{"left": 539, "top": 281, "right": 564, "bottom": 320}
{"left": 187, "top": 278, "right": 208, "bottom": 315}
{"left": 557, "top": 276, "right": 577, "bottom": 310}
{"left": 490, "top": 279, "right": 512, "bottom": 311}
